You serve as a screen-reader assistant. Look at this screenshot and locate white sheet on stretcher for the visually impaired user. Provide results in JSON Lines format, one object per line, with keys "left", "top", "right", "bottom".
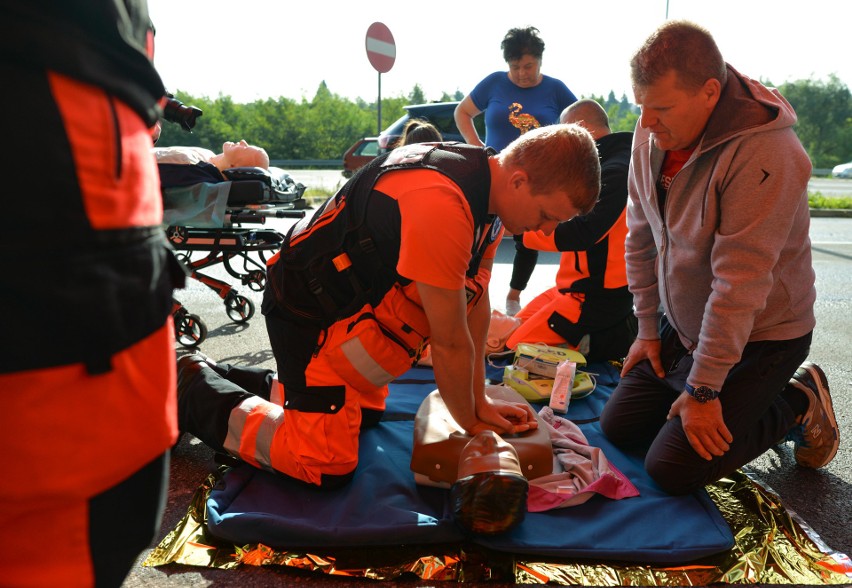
{"left": 161, "top": 182, "right": 231, "bottom": 228}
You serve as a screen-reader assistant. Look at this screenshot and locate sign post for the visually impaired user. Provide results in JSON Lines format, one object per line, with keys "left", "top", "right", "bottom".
{"left": 365, "top": 22, "right": 396, "bottom": 135}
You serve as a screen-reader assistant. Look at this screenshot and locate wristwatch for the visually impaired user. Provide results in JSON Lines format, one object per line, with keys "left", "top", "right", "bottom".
{"left": 684, "top": 383, "right": 719, "bottom": 403}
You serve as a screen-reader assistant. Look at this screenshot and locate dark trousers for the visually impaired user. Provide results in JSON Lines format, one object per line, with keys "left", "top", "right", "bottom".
{"left": 89, "top": 452, "right": 169, "bottom": 588}
{"left": 178, "top": 360, "right": 275, "bottom": 452}
{"left": 509, "top": 235, "right": 538, "bottom": 291}
{"left": 600, "top": 317, "right": 811, "bottom": 495}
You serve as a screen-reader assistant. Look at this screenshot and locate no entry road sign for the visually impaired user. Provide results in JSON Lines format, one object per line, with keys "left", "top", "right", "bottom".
{"left": 365, "top": 22, "right": 395, "bottom": 74}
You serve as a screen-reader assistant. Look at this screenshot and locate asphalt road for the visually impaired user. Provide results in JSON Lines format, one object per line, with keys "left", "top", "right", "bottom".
{"left": 122, "top": 213, "right": 852, "bottom": 587}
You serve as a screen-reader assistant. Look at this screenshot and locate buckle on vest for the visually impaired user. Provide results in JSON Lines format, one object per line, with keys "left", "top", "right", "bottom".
{"left": 359, "top": 236, "right": 376, "bottom": 254}
{"left": 308, "top": 277, "right": 324, "bottom": 295}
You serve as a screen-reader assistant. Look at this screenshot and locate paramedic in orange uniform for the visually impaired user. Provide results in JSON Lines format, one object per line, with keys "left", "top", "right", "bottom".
{"left": 504, "top": 99, "right": 637, "bottom": 362}
{"left": 177, "top": 125, "right": 602, "bottom": 488}
{"left": 0, "top": 3, "right": 182, "bottom": 587}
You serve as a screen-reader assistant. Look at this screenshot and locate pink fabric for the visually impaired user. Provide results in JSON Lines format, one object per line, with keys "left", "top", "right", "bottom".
{"left": 527, "top": 407, "right": 640, "bottom": 512}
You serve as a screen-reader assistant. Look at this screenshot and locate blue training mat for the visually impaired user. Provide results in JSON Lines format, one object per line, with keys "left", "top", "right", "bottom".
{"left": 206, "top": 363, "right": 734, "bottom": 563}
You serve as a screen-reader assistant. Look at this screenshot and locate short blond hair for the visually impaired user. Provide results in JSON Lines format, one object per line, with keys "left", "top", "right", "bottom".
{"left": 499, "top": 124, "right": 600, "bottom": 215}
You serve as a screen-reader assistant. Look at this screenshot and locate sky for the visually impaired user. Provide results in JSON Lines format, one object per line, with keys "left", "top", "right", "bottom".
{"left": 148, "top": 0, "right": 850, "bottom": 106}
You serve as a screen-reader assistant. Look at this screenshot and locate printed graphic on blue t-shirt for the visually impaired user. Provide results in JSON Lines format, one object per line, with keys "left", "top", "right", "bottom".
{"left": 469, "top": 72, "right": 577, "bottom": 151}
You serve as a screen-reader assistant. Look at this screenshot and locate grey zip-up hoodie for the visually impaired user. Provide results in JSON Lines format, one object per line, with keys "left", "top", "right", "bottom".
{"left": 626, "top": 64, "right": 816, "bottom": 391}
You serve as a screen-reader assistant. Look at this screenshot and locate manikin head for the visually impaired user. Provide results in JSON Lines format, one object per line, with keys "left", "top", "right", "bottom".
{"left": 211, "top": 140, "right": 270, "bottom": 170}
{"left": 450, "top": 430, "right": 529, "bottom": 535}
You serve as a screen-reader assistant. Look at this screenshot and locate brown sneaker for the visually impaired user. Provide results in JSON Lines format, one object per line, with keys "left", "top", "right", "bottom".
{"left": 786, "top": 362, "right": 839, "bottom": 468}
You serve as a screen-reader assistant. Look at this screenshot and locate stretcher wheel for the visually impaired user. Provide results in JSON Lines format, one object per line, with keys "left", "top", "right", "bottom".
{"left": 225, "top": 293, "right": 255, "bottom": 323}
{"left": 244, "top": 270, "right": 266, "bottom": 292}
{"left": 174, "top": 312, "right": 208, "bottom": 347}
{"left": 167, "top": 225, "right": 189, "bottom": 246}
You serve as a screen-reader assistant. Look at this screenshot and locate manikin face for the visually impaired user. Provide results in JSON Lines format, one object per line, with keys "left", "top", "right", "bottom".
{"left": 633, "top": 70, "right": 719, "bottom": 152}
{"left": 222, "top": 140, "right": 268, "bottom": 168}
{"left": 457, "top": 430, "right": 522, "bottom": 479}
{"left": 507, "top": 54, "right": 542, "bottom": 88}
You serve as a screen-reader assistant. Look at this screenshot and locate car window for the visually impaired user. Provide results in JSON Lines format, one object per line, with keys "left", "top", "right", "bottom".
{"left": 378, "top": 102, "right": 485, "bottom": 151}
{"left": 356, "top": 140, "right": 379, "bottom": 157}
{"left": 406, "top": 104, "right": 486, "bottom": 142}
{"left": 410, "top": 112, "right": 455, "bottom": 137}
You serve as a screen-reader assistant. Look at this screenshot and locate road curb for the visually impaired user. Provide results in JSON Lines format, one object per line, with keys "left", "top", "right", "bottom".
{"left": 810, "top": 208, "right": 852, "bottom": 218}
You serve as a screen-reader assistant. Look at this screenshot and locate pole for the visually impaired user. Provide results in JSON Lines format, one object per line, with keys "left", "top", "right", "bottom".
{"left": 377, "top": 72, "right": 382, "bottom": 135}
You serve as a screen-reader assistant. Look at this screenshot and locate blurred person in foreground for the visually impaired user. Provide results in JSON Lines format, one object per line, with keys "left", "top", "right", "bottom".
{"left": 176, "top": 124, "right": 601, "bottom": 489}
{"left": 454, "top": 26, "right": 578, "bottom": 317}
{"left": 599, "top": 20, "right": 839, "bottom": 495}
{"left": 0, "top": 2, "right": 183, "bottom": 586}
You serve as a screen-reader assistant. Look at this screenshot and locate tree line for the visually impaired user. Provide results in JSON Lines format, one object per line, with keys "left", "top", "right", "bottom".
{"left": 157, "top": 76, "right": 852, "bottom": 171}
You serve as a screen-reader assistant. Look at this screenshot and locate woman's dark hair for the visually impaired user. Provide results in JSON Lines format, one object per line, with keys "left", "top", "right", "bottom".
{"left": 501, "top": 26, "right": 545, "bottom": 62}
{"left": 396, "top": 119, "right": 443, "bottom": 148}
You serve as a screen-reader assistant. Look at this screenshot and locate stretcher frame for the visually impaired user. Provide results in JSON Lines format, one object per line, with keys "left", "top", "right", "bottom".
{"left": 161, "top": 165, "right": 309, "bottom": 347}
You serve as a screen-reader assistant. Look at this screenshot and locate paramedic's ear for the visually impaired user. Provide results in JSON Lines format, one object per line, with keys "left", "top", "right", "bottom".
{"left": 151, "top": 121, "right": 162, "bottom": 144}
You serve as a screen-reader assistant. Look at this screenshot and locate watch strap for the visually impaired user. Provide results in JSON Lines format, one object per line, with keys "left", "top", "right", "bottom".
{"left": 684, "top": 383, "right": 719, "bottom": 402}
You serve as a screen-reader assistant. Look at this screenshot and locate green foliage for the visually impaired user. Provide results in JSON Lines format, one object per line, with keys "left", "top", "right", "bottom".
{"left": 584, "top": 92, "right": 639, "bottom": 133}
{"left": 408, "top": 84, "right": 426, "bottom": 105}
{"left": 157, "top": 77, "right": 852, "bottom": 170}
{"left": 808, "top": 192, "right": 852, "bottom": 210}
{"left": 157, "top": 83, "right": 408, "bottom": 160}
{"left": 777, "top": 76, "right": 852, "bottom": 169}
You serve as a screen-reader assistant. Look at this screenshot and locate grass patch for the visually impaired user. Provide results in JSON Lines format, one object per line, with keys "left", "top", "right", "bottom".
{"left": 302, "top": 188, "right": 334, "bottom": 207}
{"left": 809, "top": 192, "right": 852, "bottom": 209}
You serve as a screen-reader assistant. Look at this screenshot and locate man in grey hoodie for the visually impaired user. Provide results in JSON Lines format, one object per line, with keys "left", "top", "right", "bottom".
{"left": 599, "top": 20, "right": 839, "bottom": 495}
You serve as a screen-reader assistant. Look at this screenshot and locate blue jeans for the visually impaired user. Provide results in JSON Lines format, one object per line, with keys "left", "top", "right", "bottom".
{"left": 600, "top": 317, "right": 812, "bottom": 495}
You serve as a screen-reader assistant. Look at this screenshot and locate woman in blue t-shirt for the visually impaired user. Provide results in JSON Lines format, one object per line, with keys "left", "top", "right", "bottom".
{"left": 454, "top": 26, "right": 578, "bottom": 316}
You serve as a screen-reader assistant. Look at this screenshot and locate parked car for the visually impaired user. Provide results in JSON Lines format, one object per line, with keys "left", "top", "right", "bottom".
{"left": 831, "top": 161, "right": 852, "bottom": 178}
{"left": 342, "top": 102, "right": 486, "bottom": 176}
{"left": 342, "top": 136, "right": 379, "bottom": 177}
{"left": 377, "top": 101, "right": 486, "bottom": 152}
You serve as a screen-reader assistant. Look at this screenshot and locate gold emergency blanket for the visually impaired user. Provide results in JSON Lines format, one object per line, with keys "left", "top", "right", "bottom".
{"left": 144, "top": 468, "right": 852, "bottom": 584}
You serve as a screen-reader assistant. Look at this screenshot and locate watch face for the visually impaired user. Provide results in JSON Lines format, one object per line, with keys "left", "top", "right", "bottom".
{"left": 693, "top": 386, "right": 718, "bottom": 403}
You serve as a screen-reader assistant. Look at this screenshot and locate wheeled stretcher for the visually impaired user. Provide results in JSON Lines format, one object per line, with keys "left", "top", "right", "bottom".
{"left": 160, "top": 164, "right": 308, "bottom": 347}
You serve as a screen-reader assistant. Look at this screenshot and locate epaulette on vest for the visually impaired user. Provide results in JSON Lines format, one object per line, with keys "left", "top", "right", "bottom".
{"left": 267, "top": 142, "right": 500, "bottom": 326}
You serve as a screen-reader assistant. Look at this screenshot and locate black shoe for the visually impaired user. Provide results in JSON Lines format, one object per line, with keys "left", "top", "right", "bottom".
{"left": 213, "top": 451, "right": 242, "bottom": 468}
{"left": 175, "top": 353, "right": 215, "bottom": 444}
{"left": 176, "top": 353, "right": 213, "bottom": 400}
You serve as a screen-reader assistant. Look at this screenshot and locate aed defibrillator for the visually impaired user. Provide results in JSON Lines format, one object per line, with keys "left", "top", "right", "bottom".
{"left": 502, "top": 343, "right": 595, "bottom": 403}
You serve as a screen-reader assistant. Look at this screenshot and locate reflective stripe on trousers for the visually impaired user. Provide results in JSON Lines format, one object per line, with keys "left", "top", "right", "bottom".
{"left": 339, "top": 336, "right": 396, "bottom": 389}
{"left": 225, "top": 395, "right": 285, "bottom": 471}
